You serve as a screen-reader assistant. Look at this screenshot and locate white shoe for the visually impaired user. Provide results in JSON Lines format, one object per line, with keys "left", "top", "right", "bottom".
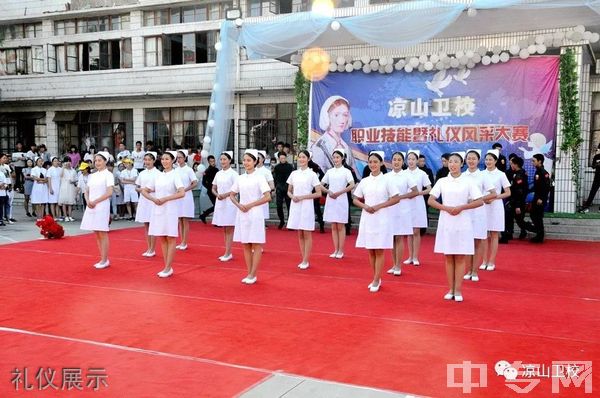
{"left": 412, "top": 259, "right": 420, "bottom": 266}
{"left": 454, "top": 294, "right": 464, "bottom": 302}
{"left": 463, "top": 273, "right": 472, "bottom": 280}
{"left": 157, "top": 268, "right": 173, "bottom": 278}
{"left": 386, "top": 267, "right": 396, "bottom": 274}
{"left": 393, "top": 268, "right": 401, "bottom": 276}
{"left": 486, "top": 264, "right": 495, "bottom": 271}
{"left": 176, "top": 244, "right": 188, "bottom": 250}
{"left": 298, "top": 262, "right": 309, "bottom": 270}
{"left": 479, "top": 263, "right": 487, "bottom": 270}
{"left": 145, "top": 251, "right": 156, "bottom": 257}
{"left": 471, "top": 275, "right": 480, "bottom": 282}
{"left": 387, "top": 266, "right": 401, "bottom": 275}
{"left": 444, "top": 292, "right": 454, "bottom": 300}
{"left": 243, "top": 276, "right": 257, "bottom": 284}
{"left": 368, "top": 279, "right": 382, "bottom": 289}
{"left": 335, "top": 252, "right": 344, "bottom": 259}
{"left": 402, "top": 258, "right": 413, "bottom": 265}
{"left": 329, "top": 252, "right": 338, "bottom": 258}
{"left": 219, "top": 254, "right": 233, "bottom": 262}
{"left": 94, "top": 260, "right": 110, "bottom": 269}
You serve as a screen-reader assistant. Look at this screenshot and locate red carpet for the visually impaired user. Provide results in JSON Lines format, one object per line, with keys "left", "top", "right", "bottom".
{"left": 1, "top": 223, "right": 598, "bottom": 397}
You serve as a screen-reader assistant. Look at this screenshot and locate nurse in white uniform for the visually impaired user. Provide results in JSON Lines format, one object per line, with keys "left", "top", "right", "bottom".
{"left": 463, "top": 149, "right": 497, "bottom": 282}
{"left": 80, "top": 152, "right": 114, "bottom": 269}
{"left": 142, "top": 152, "right": 185, "bottom": 278}
{"left": 135, "top": 152, "right": 160, "bottom": 257}
{"left": 255, "top": 151, "right": 275, "bottom": 219}
{"left": 353, "top": 151, "right": 400, "bottom": 293}
{"left": 211, "top": 151, "right": 239, "bottom": 262}
{"left": 404, "top": 150, "right": 431, "bottom": 266}
{"left": 385, "top": 152, "right": 419, "bottom": 276}
{"left": 30, "top": 157, "right": 49, "bottom": 218}
{"left": 427, "top": 152, "right": 484, "bottom": 302}
{"left": 230, "top": 149, "right": 271, "bottom": 285}
{"left": 287, "top": 150, "right": 323, "bottom": 269}
{"left": 175, "top": 149, "right": 198, "bottom": 250}
{"left": 321, "top": 148, "right": 355, "bottom": 259}
{"left": 481, "top": 149, "right": 511, "bottom": 271}
{"left": 47, "top": 157, "right": 62, "bottom": 219}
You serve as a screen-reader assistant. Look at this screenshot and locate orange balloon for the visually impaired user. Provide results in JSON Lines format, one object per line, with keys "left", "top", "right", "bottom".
{"left": 301, "top": 48, "right": 330, "bottom": 81}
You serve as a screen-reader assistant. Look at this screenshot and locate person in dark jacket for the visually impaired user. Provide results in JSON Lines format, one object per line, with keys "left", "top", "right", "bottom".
{"left": 435, "top": 153, "right": 450, "bottom": 183}
{"left": 524, "top": 154, "right": 551, "bottom": 243}
{"left": 273, "top": 152, "right": 295, "bottom": 229}
{"left": 500, "top": 156, "right": 529, "bottom": 242}
{"left": 492, "top": 142, "right": 507, "bottom": 173}
{"left": 308, "top": 159, "right": 325, "bottom": 233}
{"left": 343, "top": 156, "right": 359, "bottom": 235}
{"left": 418, "top": 154, "right": 434, "bottom": 235}
{"left": 581, "top": 143, "right": 600, "bottom": 212}
{"left": 199, "top": 155, "right": 219, "bottom": 223}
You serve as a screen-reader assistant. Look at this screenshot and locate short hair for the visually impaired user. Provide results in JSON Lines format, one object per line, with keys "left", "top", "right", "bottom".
{"left": 492, "top": 143, "right": 502, "bottom": 149}
{"left": 533, "top": 154, "right": 544, "bottom": 163}
{"left": 136, "top": 141, "right": 142, "bottom": 145}
{"left": 276, "top": 141, "right": 284, "bottom": 146}
{"left": 418, "top": 154, "right": 426, "bottom": 159}
{"left": 63, "top": 156, "right": 70, "bottom": 163}
{"left": 511, "top": 156, "right": 524, "bottom": 168}
{"left": 283, "top": 143, "right": 291, "bottom": 149}
{"left": 441, "top": 153, "right": 450, "bottom": 160}
{"left": 278, "top": 152, "right": 287, "bottom": 158}
{"left": 207, "top": 155, "right": 215, "bottom": 161}
{"left": 508, "top": 152, "right": 517, "bottom": 160}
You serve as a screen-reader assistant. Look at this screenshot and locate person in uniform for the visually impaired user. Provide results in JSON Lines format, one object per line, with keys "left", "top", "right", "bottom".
{"left": 142, "top": 151, "right": 185, "bottom": 278}
{"left": 175, "top": 149, "right": 198, "bottom": 250}
{"left": 272, "top": 152, "right": 294, "bottom": 229}
{"left": 135, "top": 152, "right": 160, "bottom": 257}
{"left": 80, "top": 152, "right": 114, "bottom": 269}
{"left": 525, "top": 154, "right": 551, "bottom": 243}
{"left": 321, "top": 148, "right": 356, "bottom": 259}
{"left": 199, "top": 155, "right": 218, "bottom": 223}
{"left": 286, "top": 150, "right": 323, "bottom": 270}
{"left": 385, "top": 151, "right": 418, "bottom": 276}
{"left": 230, "top": 149, "right": 272, "bottom": 285}
{"left": 463, "top": 149, "right": 496, "bottom": 282}
{"left": 428, "top": 152, "right": 484, "bottom": 302}
{"left": 353, "top": 151, "right": 400, "bottom": 293}
{"left": 404, "top": 150, "right": 432, "bottom": 266}
{"left": 505, "top": 156, "right": 529, "bottom": 240}
{"left": 211, "top": 151, "right": 239, "bottom": 262}
{"left": 481, "top": 149, "right": 511, "bottom": 271}
{"left": 581, "top": 143, "right": 600, "bottom": 212}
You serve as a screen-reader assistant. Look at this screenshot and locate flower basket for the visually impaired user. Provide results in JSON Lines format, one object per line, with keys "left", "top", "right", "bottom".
{"left": 35, "top": 215, "right": 65, "bottom": 239}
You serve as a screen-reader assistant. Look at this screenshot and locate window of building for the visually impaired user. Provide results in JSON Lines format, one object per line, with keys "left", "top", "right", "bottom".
{"left": 0, "top": 121, "right": 18, "bottom": 155}
{"left": 0, "top": 46, "right": 43, "bottom": 75}
{"left": 47, "top": 39, "right": 131, "bottom": 73}
{"left": 1, "top": 23, "right": 43, "bottom": 40}
{"left": 144, "top": 31, "right": 219, "bottom": 66}
{"left": 144, "top": 107, "right": 208, "bottom": 150}
{"left": 54, "top": 14, "right": 129, "bottom": 36}
{"left": 143, "top": 2, "right": 232, "bottom": 26}
{"left": 245, "top": 104, "right": 297, "bottom": 151}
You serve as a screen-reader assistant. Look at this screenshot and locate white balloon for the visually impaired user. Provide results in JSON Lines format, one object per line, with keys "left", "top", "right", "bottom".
{"left": 519, "top": 49, "right": 530, "bottom": 59}
{"left": 353, "top": 61, "right": 362, "bottom": 70}
{"left": 430, "top": 54, "right": 439, "bottom": 63}
{"left": 360, "top": 55, "right": 371, "bottom": 64}
{"left": 535, "top": 35, "right": 545, "bottom": 44}
{"left": 331, "top": 20, "right": 341, "bottom": 31}
{"left": 491, "top": 54, "right": 500, "bottom": 63}
{"left": 583, "top": 31, "right": 592, "bottom": 41}
{"left": 465, "top": 50, "right": 474, "bottom": 58}
{"left": 397, "top": 59, "right": 406, "bottom": 68}
{"left": 329, "top": 63, "right": 337, "bottom": 72}
{"left": 590, "top": 32, "right": 600, "bottom": 43}
{"left": 435, "top": 61, "right": 445, "bottom": 70}
{"left": 450, "top": 58, "right": 460, "bottom": 68}
{"left": 424, "top": 61, "right": 433, "bottom": 71}
{"left": 509, "top": 44, "right": 520, "bottom": 55}
{"left": 384, "top": 64, "right": 394, "bottom": 73}
{"left": 467, "top": 61, "right": 475, "bottom": 69}
{"left": 409, "top": 57, "right": 419, "bottom": 67}
{"left": 336, "top": 56, "right": 345, "bottom": 65}
{"left": 200, "top": 150, "right": 209, "bottom": 158}
{"left": 362, "top": 64, "right": 372, "bottom": 74}
{"left": 210, "top": 102, "right": 216, "bottom": 110}
{"left": 214, "top": 42, "right": 223, "bottom": 52}
{"left": 455, "top": 50, "right": 464, "bottom": 59}
{"left": 499, "top": 52, "right": 510, "bottom": 62}
{"left": 527, "top": 36, "right": 536, "bottom": 45}
{"left": 203, "top": 136, "right": 212, "bottom": 144}
{"left": 417, "top": 64, "right": 425, "bottom": 72}
{"left": 197, "top": 164, "right": 206, "bottom": 174}
{"left": 379, "top": 57, "right": 388, "bottom": 66}
{"left": 574, "top": 24, "right": 585, "bottom": 33}
{"left": 477, "top": 46, "right": 488, "bottom": 56}
{"left": 370, "top": 60, "right": 379, "bottom": 69}
{"left": 552, "top": 39, "right": 563, "bottom": 48}
{"left": 492, "top": 45, "right": 502, "bottom": 55}
{"left": 459, "top": 56, "right": 469, "bottom": 65}
{"left": 571, "top": 31, "right": 583, "bottom": 41}
{"left": 439, "top": 51, "right": 448, "bottom": 60}
{"left": 481, "top": 55, "right": 491, "bottom": 65}
{"left": 527, "top": 44, "right": 537, "bottom": 54}
{"left": 472, "top": 53, "right": 481, "bottom": 63}
{"left": 419, "top": 54, "right": 428, "bottom": 63}
{"left": 404, "top": 64, "right": 413, "bottom": 73}
{"left": 213, "top": 83, "right": 219, "bottom": 91}
{"left": 566, "top": 30, "right": 574, "bottom": 39}
{"left": 207, "top": 119, "right": 215, "bottom": 128}
{"left": 234, "top": 18, "right": 243, "bottom": 27}
{"left": 345, "top": 63, "right": 353, "bottom": 72}
{"left": 377, "top": 66, "right": 385, "bottom": 74}
{"left": 536, "top": 44, "right": 547, "bottom": 54}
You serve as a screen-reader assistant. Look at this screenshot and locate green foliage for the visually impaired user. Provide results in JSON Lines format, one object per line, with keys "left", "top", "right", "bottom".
{"left": 559, "top": 48, "right": 583, "bottom": 208}
{"left": 294, "top": 70, "right": 310, "bottom": 149}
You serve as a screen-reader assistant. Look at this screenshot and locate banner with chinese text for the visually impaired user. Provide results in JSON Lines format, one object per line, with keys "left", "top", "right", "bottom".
{"left": 309, "top": 57, "right": 559, "bottom": 176}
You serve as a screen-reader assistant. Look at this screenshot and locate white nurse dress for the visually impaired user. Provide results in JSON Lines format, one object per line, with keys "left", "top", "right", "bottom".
{"left": 232, "top": 171, "right": 270, "bottom": 244}
{"left": 212, "top": 168, "right": 239, "bottom": 227}
{"left": 322, "top": 166, "right": 354, "bottom": 224}
{"left": 80, "top": 169, "right": 114, "bottom": 232}
{"left": 286, "top": 167, "right": 321, "bottom": 231}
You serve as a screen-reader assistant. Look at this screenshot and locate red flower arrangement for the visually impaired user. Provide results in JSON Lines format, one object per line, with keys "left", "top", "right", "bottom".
{"left": 35, "top": 215, "right": 65, "bottom": 239}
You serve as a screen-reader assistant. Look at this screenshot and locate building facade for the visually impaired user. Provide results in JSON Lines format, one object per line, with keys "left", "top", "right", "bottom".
{"left": 1, "top": 0, "right": 599, "bottom": 212}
